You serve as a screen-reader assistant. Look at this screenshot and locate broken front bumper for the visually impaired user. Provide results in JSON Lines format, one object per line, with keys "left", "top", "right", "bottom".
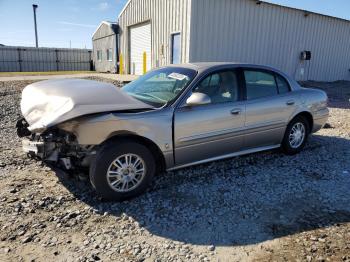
{"left": 17, "top": 118, "right": 91, "bottom": 170}
{"left": 22, "top": 138, "right": 58, "bottom": 162}
{"left": 18, "top": 119, "right": 57, "bottom": 160}
{"left": 21, "top": 138, "right": 73, "bottom": 169}
{"left": 22, "top": 139, "right": 45, "bottom": 158}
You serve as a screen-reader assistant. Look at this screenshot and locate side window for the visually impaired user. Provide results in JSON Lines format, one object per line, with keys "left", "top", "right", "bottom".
{"left": 244, "top": 70, "right": 278, "bottom": 100}
{"left": 276, "top": 75, "right": 290, "bottom": 94}
{"left": 209, "top": 74, "right": 220, "bottom": 86}
{"left": 97, "top": 50, "right": 102, "bottom": 62}
{"left": 193, "top": 70, "right": 239, "bottom": 104}
{"left": 106, "top": 49, "right": 113, "bottom": 61}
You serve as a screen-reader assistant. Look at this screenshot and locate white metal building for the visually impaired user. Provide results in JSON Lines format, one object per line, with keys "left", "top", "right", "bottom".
{"left": 118, "top": 0, "right": 350, "bottom": 81}
{"left": 92, "top": 21, "right": 119, "bottom": 72}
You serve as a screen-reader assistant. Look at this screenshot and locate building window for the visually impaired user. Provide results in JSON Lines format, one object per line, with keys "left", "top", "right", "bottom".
{"left": 107, "top": 48, "right": 113, "bottom": 61}
{"left": 171, "top": 33, "right": 181, "bottom": 64}
{"left": 97, "top": 50, "right": 102, "bottom": 62}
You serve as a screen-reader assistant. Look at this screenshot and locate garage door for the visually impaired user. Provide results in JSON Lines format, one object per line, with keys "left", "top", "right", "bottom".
{"left": 129, "top": 23, "right": 151, "bottom": 75}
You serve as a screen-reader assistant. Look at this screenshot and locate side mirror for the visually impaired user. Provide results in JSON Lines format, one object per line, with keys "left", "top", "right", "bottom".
{"left": 186, "top": 92, "right": 211, "bottom": 106}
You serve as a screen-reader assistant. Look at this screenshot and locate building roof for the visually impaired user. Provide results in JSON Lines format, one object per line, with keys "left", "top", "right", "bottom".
{"left": 92, "top": 21, "right": 118, "bottom": 38}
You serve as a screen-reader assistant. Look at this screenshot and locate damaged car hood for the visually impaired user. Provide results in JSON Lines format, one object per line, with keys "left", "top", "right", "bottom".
{"left": 21, "top": 79, "right": 153, "bottom": 132}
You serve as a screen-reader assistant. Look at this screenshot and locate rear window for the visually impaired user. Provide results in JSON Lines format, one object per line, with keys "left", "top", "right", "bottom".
{"left": 244, "top": 70, "right": 278, "bottom": 100}
{"left": 276, "top": 75, "right": 290, "bottom": 94}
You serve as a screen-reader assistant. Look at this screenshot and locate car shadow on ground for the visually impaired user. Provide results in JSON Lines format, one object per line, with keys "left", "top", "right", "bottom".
{"left": 54, "top": 134, "right": 350, "bottom": 247}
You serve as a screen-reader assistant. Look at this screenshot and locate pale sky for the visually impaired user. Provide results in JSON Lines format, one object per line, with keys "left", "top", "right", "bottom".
{"left": 0, "top": 0, "right": 349, "bottom": 49}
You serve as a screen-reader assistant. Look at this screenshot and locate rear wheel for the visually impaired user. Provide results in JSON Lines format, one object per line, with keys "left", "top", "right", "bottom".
{"left": 90, "top": 140, "right": 156, "bottom": 201}
{"left": 282, "top": 116, "right": 310, "bottom": 155}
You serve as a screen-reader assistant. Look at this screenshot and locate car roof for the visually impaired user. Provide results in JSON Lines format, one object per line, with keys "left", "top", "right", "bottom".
{"left": 165, "top": 62, "right": 237, "bottom": 70}
{"left": 167, "top": 62, "right": 281, "bottom": 72}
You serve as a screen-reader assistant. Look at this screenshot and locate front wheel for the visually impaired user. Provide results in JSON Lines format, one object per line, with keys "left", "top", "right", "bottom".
{"left": 89, "top": 140, "right": 156, "bottom": 201}
{"left": 282, "top": 116, "right": 310, "bottom": 155}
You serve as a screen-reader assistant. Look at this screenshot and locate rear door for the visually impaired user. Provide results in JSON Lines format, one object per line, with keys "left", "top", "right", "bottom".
{"left": 242, "top": 68, "right": 299, "bottom": 149}
{"left": 174, "top": 69, "right": 246, "bottom": 166}
{"left": 129, "top": 23, "right": 152, "bottom": 75}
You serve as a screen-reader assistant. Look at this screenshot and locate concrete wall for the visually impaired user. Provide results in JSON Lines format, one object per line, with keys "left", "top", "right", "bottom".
{"left": 118, "top": 0, "right": 192, "bottom": 74}
{"left": 92, "top": 23, "right": 118, "bottom": 72}
{"left": 0, "top": 46, "right": 92, "bottom": 72}
{"left": 189, "top": 0, "right": 350, "bottom": 81}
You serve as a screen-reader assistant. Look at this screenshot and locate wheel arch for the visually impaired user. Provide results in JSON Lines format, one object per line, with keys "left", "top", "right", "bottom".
{"left": 102, "top": 132, "right": 166, "bottom": 173}
{"left": 290, "top": 111, "right": 314, "bottom": 133}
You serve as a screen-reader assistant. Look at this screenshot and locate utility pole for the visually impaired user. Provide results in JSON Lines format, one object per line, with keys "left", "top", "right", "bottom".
{"left": 32, "top": 4, "right": 39, "bottom": 48}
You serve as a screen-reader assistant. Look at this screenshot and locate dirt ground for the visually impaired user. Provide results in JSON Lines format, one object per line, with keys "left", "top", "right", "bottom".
{"left": 0, "top": 78, "right": 349, "bottom": 262}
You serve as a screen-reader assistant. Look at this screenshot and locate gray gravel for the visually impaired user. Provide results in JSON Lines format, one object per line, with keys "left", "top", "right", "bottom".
{"left": 0, "top": 78, "right": 349, "bottom": 262}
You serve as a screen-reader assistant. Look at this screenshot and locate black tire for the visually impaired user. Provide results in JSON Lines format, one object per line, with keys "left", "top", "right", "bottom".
{"left": 89, "top": 140, "right": 156, "bottom": 201}
{"left": 282, "top": 116, "right": 310, "bottom": 155}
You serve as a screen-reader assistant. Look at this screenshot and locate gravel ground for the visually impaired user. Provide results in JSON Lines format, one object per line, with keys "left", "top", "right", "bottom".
{"left": 0, "top": 78, "right": 349, "bottom": 262}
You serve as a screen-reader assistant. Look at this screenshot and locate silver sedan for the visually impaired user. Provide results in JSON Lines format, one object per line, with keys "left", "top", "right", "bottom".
{"left": 18, "top": 63, "right": 329, "bottom": 200}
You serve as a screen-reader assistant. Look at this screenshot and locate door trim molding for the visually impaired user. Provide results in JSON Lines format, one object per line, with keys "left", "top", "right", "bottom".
{"left": 177, "top": 123, "right": 285, "bottom": 145}
{"left": 167, "top": 144, "right": 280, "bottom": 171}
{"left": 178, "top": 126, "right": 244, "bottom": 143}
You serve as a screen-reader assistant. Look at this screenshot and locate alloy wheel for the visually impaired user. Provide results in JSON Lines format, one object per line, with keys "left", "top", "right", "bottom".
{"left": 106, "top": 154, "right": 146, "bottom": 192}
{"left": 289, "top": 122, "right": 306, "bottom": 149}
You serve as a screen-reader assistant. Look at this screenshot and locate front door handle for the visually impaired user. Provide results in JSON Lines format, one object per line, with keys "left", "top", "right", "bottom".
{"left": 286, "top": 100, "right": 295, "bottom": 106}
{"left": 231, "top": 108, "right": 242, "bottom": 115}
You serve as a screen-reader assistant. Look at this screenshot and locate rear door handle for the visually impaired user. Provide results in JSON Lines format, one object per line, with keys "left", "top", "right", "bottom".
{"left": 231, "top": 108, "right": 242, "bottom": 115}
{"left": 286, "top": 100, "right": 295, "bottom": 106}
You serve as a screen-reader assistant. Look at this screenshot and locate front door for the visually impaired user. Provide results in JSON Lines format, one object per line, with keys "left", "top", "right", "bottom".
{"left": 242, "top": 69, "right": 299, "bottom": 148}
{"left": 174, "top": 70, "right": 245, "bottom": 166}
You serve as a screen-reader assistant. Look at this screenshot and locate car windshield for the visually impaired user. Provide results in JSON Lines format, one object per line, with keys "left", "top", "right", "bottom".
{"left": 122, "top": 67, "right": 197, "bottom": 107}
